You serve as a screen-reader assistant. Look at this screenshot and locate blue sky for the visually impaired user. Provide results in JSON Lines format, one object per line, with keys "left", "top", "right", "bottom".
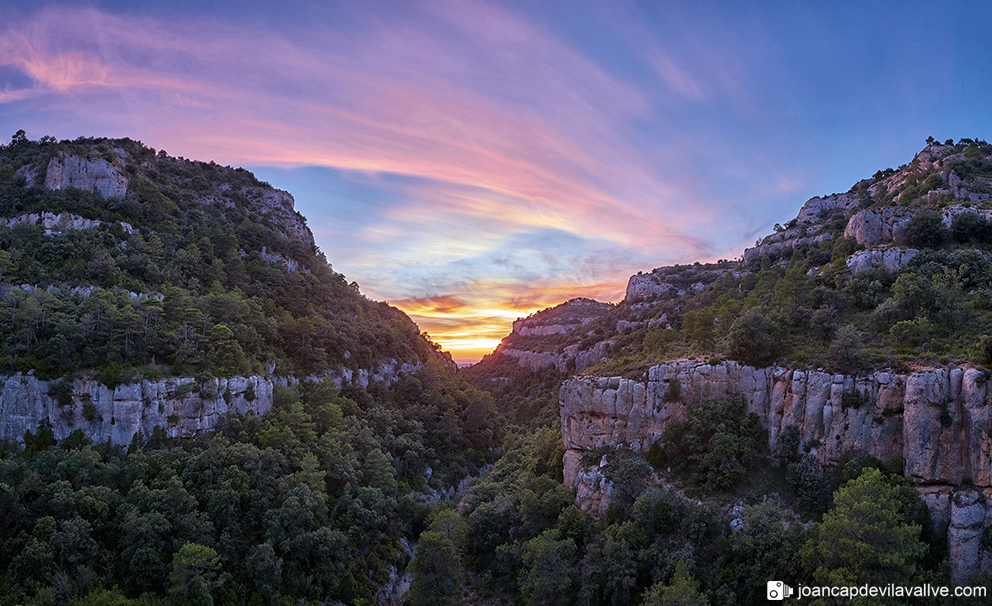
{"left": 2, "top": 0, "right": 991, "bottom": 362}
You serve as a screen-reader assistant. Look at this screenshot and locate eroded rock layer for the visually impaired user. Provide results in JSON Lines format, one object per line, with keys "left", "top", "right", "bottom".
{"left": 560, "top": 360, "right": 992, "bottom": 580}
{"left": 0, "top": 360, "right": 420, "bottom": 444}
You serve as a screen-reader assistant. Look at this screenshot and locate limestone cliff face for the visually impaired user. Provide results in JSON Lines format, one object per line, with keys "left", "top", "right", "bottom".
{"left": 845, "top": 247, "right": 918, "bottom": 275}
{"left": 624, "top": 262, "right": 738, "bottom": 302}
{"left": 242, "top": 187, "right": 315, "bottom": 248}
{"left": 44, "top": 152, "right": 129, "bottom": 199}
{"left": 5, "top": 212, "right": 135, "bottom": 236}
{"left": 561, "top": 360, "right": 992, "bottom": 485}
{"left": 37, "top": 152, "right": 314, "bottom": 249}
{"left": 844, "top": 205, "right": 992, "bottom": 248}
{"left": 560, "top": 360, "right": 992, "bottom": 580}
{"left": 499, "top": 340, "right": 613, "bottom": 373}
{"left": 0, "top": 359, "right": 420, "bottom": 444}
{"left": 625, "top": 274, "right": 705, "bottom": 300}
{"left": 0, "top": 374, "right": 273, "bottom": 444}
{"left": 495, "top": 298, "right": 614, "bottom": 372}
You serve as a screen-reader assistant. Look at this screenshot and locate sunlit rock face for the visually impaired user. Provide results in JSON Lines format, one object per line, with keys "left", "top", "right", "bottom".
{"left": 560, "top": 360, "right": 992, "bottom": 580}
{"left": 44, "top": 152, "right": 129, "bottom": 199}
{"left": 494, "top": 298, "right": 615, "bottom": 372}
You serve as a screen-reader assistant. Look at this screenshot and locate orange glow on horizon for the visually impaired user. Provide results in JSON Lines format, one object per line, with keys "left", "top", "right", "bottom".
{"left": 390, "top": 279, "right": 628, "bottom": 366}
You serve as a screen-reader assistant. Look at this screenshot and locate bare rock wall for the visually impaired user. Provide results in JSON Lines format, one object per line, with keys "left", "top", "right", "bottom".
{"left": 560, "top": 360, "right": 992, "bottom": 580}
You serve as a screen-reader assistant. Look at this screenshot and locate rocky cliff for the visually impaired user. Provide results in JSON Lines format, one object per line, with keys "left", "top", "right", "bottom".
{"left": 489, "top": 298, "right": 614, "bottom": 372}
{"left": 25, "top": 147, "right": 315, "bottom": 250}
{"left": 0, "top": 359, "right": 420, "bottom": 444}
{"left": 44, "top": 151, "right": 129, "bottom": 199}
{"left": 624, "top": 261, "right": 738, "bottom": 302}
{"left": 560, "top": 359, "right": 992, "bottom": 581}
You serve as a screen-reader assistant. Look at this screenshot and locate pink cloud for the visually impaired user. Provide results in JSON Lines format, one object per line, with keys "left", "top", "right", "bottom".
{"left": 0, "top": 11, "right": 209, "bottom": 107}
{"left": 0, "top": 4, "right": 759, "bottom": 362}
{"left": 1, "top": 5, "right": 715, "bottom": 253}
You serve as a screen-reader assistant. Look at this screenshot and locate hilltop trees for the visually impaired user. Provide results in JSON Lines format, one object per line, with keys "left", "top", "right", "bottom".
{"left": 0, "top": 133, "right": 450, "bottom": 383}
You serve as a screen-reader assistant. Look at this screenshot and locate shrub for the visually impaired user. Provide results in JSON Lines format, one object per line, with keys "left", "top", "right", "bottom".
{"left": 81, "top": 400, "right": 100, "bottom": 422}
{"left": 662, "top": 377, "right": 681, "bottom": 403}
{"left": 724, "top": 308, "right": 776, "bottom": 365}
{"left": 174, "top": 381, "right": 196, "bottom": 399}
{"left": 840, "top": 387, "right": 871, "bottom": 409}
{"left": 662, "top": 395, "right": 766, "bottom": 491}
{"left": 951, "top": 211, "right": 989, "bottom": 244}
{"left": 906, "top": 211, "right": 949, "bottom": 248}
{"left": 97, "top": 362, "right": 128, "bottom": 389}
{"left": 831, "top": 236, "right": 858, "bottom": 261}
{"left": 809, "top": 308, "right": 837, "bottom": 341}
{"left": 772, "top": 424, "right": 801, "bottom": 467}
{"left": 828, "top": 326, "right": 863, "bottom": 373}
{"left": 786, "top": 454, "right": 829, "bottom": 514}
{"left": 646, "top": 441, "right": 666, "bottom": 469}
{"left": 603, "top": 453, "right": 652, "bottom": 513}
{"left": 889, "top": 319, "right": 931, "bottom": 347}
{"left": 47, "top": 377, "right": 74, "bottom": 407}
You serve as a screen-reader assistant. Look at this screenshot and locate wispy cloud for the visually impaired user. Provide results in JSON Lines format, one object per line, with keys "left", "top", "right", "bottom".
{"left": 0, "top": 2, "right": 812, "bottom": 362}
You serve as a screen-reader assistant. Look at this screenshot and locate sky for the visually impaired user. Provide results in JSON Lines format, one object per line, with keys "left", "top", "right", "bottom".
{"left": 2, "top": 1, "right": 992, "bottom": 364}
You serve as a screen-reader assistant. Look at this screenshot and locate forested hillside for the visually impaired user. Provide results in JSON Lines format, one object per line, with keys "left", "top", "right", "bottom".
{"left": 0, "top": 131, "right": 443, "bottom": 381}
{"left": 0, "top": 132, "right": 500, "bottom": 606}
{"left": 443, "top": 138, "right": 992, "bottom": 605}
{"left": 6, "top": 132, "right": 992, "bottom": 606}
{"left": 487, "top": 138, "right": 992, "bottom": 379}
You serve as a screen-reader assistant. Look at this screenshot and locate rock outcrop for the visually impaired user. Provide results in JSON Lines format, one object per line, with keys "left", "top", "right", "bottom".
{"left": 844, "top": 205, "right": 992, "bottom": 247}
{"left": 562, "top": 452, "right": 612, "bottom": 517}
{"left": 796, "top": 191, "right": 860, "bottom": 224}
{"left": 6, "top": 212, "right": 134, "bottom": 236}
{"left": 742, "top": 233, "right": 833, "bottom": 266}
{"left": 500, "top": 340, "right": 613, "bottom": 373}
{"left": 948, "top": 490, "right": 987, "bottom": 583}
{"left": 510, "top": 298, "right": 612, "bottom": 335}
{"left": 846, "top": 247, "right": 918, "bottom": 274}
{"left": 44, "top": 152, "right": 129, "bottom": 199}
{"left": 493, "top": 298, "right": 615, "bottom": 372}
{"left": 243, "top": 187, "right": 315, "bottom": 247}
{"left": 626, "top": 274, "right": 706, "bottom": 299}
{"left": 0, "top": 359, "right": 421, "bottom": 444}
{"left": 624, "top": 263, "right": 741, "bottom": 301}
{"left": 560, "top": 360, "right": 992, "bottom": 580}
{"left": 0, "top": 374, "right": 273, "bottom": 444}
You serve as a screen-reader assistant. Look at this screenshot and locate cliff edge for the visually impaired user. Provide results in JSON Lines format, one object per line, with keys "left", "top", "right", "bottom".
{"left": 560, "top": 359, "right": 992, "bottom": 581}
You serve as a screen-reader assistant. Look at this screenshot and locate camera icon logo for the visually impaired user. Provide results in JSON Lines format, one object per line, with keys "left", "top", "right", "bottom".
{"left": 767, "top": 581, "right": 794, "bottom": 600}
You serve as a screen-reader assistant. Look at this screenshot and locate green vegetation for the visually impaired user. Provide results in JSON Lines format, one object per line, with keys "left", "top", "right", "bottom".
{"left": 575, "top": 229, "right": 992, "bottom": 376}
{"left": 445, "top": 379, "right": 952, "bottom": 606}
{"left": 1, "top": 371, "right": 499, "bottom": 605}
{"left": 661, "top": 395, "right": 766, "bottom": 491}
{"left": 0, "top": 132, "right": 445, "bottom": 381}
{"left": 3, "top": 132, "right": 990, "bottom": 605}
{"left": 800, "top": 468, "right": 926, "bottom": 592}
{"left": 491, "top": 139, "right": 992, "bottom": 377}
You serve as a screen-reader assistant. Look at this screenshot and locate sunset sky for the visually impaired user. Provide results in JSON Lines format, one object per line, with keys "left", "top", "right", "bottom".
{"left": 2, "top": 1, "right": 992, "bottom": 364}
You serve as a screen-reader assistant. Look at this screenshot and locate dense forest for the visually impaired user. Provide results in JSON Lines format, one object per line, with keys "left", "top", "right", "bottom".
{"left": 3, "top": 133, "right": 992, "bottom": 605}
{"left": 0, "top": 132, "right": 500, "bottom": 605}
{"left": 454, "top": 358, "right": 959, "bottom": 606}
{"left": 2, "top": 367, "right": 499, "bottom": 606}
{"left": 0, "top": 132, "right": 443, "bottom": 382}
